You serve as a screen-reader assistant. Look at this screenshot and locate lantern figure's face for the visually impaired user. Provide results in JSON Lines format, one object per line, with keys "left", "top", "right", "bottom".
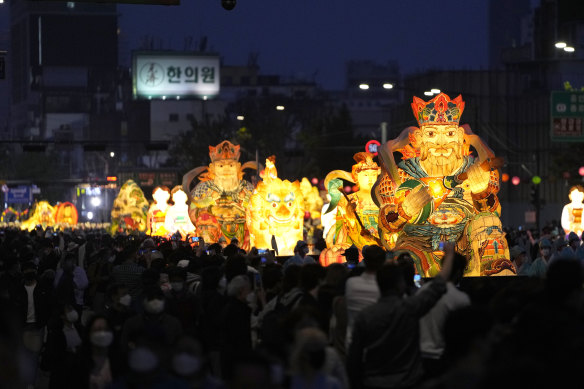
{"left": 254, "top": 179, "right": 303, "bottom": 232}
{"left": 172, "top": 189, "right": 188, "bottom": 205}
{"left": 570, "top": 189, "right": 584, "bottom": 204}
{"left": 211, "top": 159, "right": 240, "bottom": 191}
{"left": 356, "top": 169, "right": 379, "bottom": 191}
{"left": 417, "top": 124, "right": 464, "bottom": 176}
{"left": 153, "top": 189, "right": 170, "bottom": 205}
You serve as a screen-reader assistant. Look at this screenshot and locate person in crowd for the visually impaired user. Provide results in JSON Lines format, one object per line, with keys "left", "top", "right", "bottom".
{"left": 86, "top": 246, "right": 115, "bottom": 312}
{"left": 104, "top": 284, "right": 135, "bottom": 353}
{"left": 528, "top": 239, "right": 553, "bottom": 278}
{"left": 81, "top": 314, "right": 122, "bottom": 389}
{"left": 170, "top": 336, "right": 225, "bottom": 389}
{"left": 164, "top": 266, "right": 199, "bottom": 336}
{"left": 283, "top": 240, "right": 316, "bottom": 270}
{"left": 289, "top": 327, "right": 343, "bottom": 389}
{"left": 54, "top": 253, "right": 89, "bottom": 311}
{"left": 42, "top": 303, "right": 85, "bottom": 389}
{"left": 111, "top": 244, "right": 145, "bottom": 307}
{"left": 120, "top": 287, "right": 183, "bottom": 352}
{"left": 344, "top": 245, "right": 385, "bottom": 349}
{"left": 510, "top": 245, "right": 531, "bottom": 276}
{"left": 559, "top": 231, "right": 581, "bottom": 260}
{"left": 220, "top": 275, "right": 253, "bottom": 379}
{"left": 396, "top": 253, "right": 419, "bottom": 296}
{"left": 347, "top": 242, "right": 455, "bottom": 389}
{"left": 317, "top": 263, "right": 348, "bottom": 332}
{"left": 418, "top": 252, "right": 470, "bottom": 379}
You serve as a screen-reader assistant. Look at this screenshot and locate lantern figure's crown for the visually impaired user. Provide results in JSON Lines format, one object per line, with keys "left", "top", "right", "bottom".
{"left": 411, "top": 93, "right": 465, "bottom": 126}
{"left": 209, "top": 140, "right": 241, "bottom": 162}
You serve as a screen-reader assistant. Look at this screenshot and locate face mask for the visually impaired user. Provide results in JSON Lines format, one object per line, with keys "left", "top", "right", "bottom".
{"left": 144, "top": 299, "right": 165, "bottom": 314}
{"left": 119, "top": 294, "right": 132, "bottom": 307}
{"left": 108, "top": 255, "right": 116, "bottom": 263}
{"left": 541, "top": 248, "right": 551, "bottom": 256}
{"left": 128, "top": 347, "right": 158, "bottom": 373}
{"left": 90, "top": 330, "right": 113, "bottom": 348}
{"left": 172, "top": 352, "right": 201, "bottom": 377}
{"left": 302, "top": 246, "right": 309, "bottom": 255}
{"left": 66, "top": 310, "right": 79, "bottom": 323}
{"left": 170, "top": 282, "right": 184, "bottom": 292}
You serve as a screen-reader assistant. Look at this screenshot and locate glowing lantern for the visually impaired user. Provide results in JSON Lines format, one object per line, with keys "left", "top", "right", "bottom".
{"left": 579, "top": 167, "right": 584, "bottom": 176}
{"left": 501, "top": 173, "right": 509, "bottom": 182}
{"left": 344, "top": 186, "right": 352, "bottom": 193}
{"left": 532, "top": 176, "right": 542, "bottom": 185}
{"left": 511, "top": 176, "right": 520, "bottom": 186}
{"left": 352, "top": 185, "right": 359, "bottom": 192}
{"left": 564, "top": 171, "right": 571, "bottom": 179}
{"left": 311, "top": 177, "right": 319, "bottom": 185}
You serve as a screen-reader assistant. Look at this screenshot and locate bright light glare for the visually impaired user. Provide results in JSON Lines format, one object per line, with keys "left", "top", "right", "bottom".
{"left": 383, "top": 83, "right": 394, "bottom": 89}
{"left": 87, "top": 211, "right": 94, "bottom": 220}
{"left": 276, "top": 106, "right": 285, "bottom": 111}
{"left": 359, "top": 84, "right": 370, "bottom": 90}
{"left": 564, "top": 46, "right": 575, "bottom": 52}
{"left": 555, "top": 42, "right": 567, "bottom": 48}
{"left": 110, "top": 151, "right": 115, "bottom": 158}
{"left": 91, "top": 197, "right": 101, "bottom": 207}
{"left": 424, "top": 91, "right": 433, "bottom": 96}
{"left": 431, "top": 89, "right": 441, "bottom": 94}
{"left": 236, "top": 115, "right": 244, "bottom": 121}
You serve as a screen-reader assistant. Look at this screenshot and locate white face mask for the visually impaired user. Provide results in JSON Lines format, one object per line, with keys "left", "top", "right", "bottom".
{"left": 90, "top": 330, "right": 113, "bottom": 348}
{"left": 128, "top": 347, "right": 158, "bottom": 373}
{"left": 170, "top": 282, "right": 184, "bottom": 292}
{"left": 172, "top": 352, "right": 201, "bottom": 377}
{"left": 144, "top": 299, "right": 165, "bottom": 314}
{"left": 66, "top": 310, "right": 79, "bottom": 323}
{"left": 119, "top": 294, "right": 132, "bottom": 307}
{"left": 541, "top": 248, "right": 551, "bottom": 257}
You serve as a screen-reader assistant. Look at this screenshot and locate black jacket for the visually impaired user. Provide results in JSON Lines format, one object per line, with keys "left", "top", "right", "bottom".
{"left": 11, "top": 280, "right": 53, "bottom": 329}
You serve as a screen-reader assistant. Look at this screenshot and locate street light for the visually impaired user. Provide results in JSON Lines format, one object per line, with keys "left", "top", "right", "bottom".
{"left": 424, "top": 91, "right": 433, "bottom": 96}
{"left": 383, "top": 83, "right": 394, "bottom": 89}
{"left": 91, "top": 197, "right": 101, "bottom": 207}
{"left": 359, "top": 84, "right": 370, "bottom": 90}
{"left": 555, "top": 41, "right": 567, "bottom": 49}
{"left": 109, "top": 151, "right": 115, "bottom": 158}
{"left": 236, "top": 115, "right": 244, "bottom": 121}
{"left": 564, "top": 46, "right": 575, "bottom": 52}
{"left": 431, "top": 88, "right": 441, "bottom": 94}
{"left": 276, "top": 105, "right": 285, "bottom": 111}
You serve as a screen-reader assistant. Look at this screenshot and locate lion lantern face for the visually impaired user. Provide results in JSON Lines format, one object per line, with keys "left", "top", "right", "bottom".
{"left": 247, "top": 178, "right": 304, "bottom": 255}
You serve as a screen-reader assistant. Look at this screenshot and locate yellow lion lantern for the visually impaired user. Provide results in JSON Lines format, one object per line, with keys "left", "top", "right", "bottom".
{"left": 246, "top": 157, "right": 305, "bottom": 255}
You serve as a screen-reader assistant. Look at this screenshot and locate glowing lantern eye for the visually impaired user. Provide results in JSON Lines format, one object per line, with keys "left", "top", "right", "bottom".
{"left": 428, "top": 132, "right": 434, "bottom": 137}
{"left": 272, "top": 202, "right": 277, "bottom": 207}
{"left": 448, "top": 132, "right": 454, "bottom": 136}
{"left": 288, "top": 202, "right": 292, "bottom": 207}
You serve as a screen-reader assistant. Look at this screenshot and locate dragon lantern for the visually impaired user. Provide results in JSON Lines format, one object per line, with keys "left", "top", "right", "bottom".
{"left": 246, "top": 156, "right": 304, "bottom": 255}
{"left": 182, "top": 140, "right": 258, "bottom": 249}
{"left": 110, "top": 180, "right": 149, "bottom": 234}
{"left": 21, "top": 201, "right": 56, "bottom": 231}
{"left": 374, "top": 93, "right": 515, "bottom": 276}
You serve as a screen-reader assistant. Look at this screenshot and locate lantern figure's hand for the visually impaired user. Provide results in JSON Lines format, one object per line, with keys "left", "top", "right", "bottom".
{"left": 402, "top": 185, "right": 432, "bottom": 218}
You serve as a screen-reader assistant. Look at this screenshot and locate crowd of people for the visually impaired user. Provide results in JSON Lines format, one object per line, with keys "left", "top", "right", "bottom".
{"left": 1, "top": 223, "right": 584, "bottom": 389}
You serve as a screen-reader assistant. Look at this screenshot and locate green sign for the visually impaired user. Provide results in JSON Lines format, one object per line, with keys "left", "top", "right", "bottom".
{"left": 551, "top": 91, "right": 584, "bottom": 141}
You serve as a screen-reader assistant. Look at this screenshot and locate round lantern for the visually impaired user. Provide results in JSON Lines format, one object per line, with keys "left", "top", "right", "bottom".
{"left": 511, "top": 176, "right": 520, "bottom": 186}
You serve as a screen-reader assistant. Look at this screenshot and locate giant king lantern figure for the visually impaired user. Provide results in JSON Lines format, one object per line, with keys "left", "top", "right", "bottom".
{"left": 183, "top": 140, "right": 257, "bottom": 249}
{"left": 374, "top": 93, "right": 515, "bottom": 276}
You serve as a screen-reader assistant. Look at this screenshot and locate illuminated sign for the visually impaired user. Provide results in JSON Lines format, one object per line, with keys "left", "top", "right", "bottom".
{"left": 551, "top": 91, "right": 584, "bottom": 141}
{"left": 133, "top": 52, "right": 220, "bottom": 100}
{"left": 365, "top": 140, "right": 381, "bottom": 156}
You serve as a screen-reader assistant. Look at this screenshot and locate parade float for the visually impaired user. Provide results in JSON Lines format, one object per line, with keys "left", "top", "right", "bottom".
{"left": 1, "top": 206, "right": 22, "bottom": 223}
{"left": 247, "top": 156, "right": 304, "bottom": 255}
{"left": 147, "top": 186, "right": 171, "bottom": 236}
{"left": 54, "top": 202, "right": 79, "bottom": 227}
{"left": 182, "top": 140, "right": 258, "bottom": 250}
{"left": 110, "top": 179, "right": 149, "bottom": 234}
{"left": 374, "top": 93, "right": 515, "bottom": 276}
{"left": 561, "top": 185, "right": 584, "bottom": 237}
{"left": 20, "top": 201, "right": 56, "bottom": 230}
{"left": 165, "top": 185, "right": 196, "bottom": 238}
{"left": 319, "top": 152, "right": 381, "bottom": 266}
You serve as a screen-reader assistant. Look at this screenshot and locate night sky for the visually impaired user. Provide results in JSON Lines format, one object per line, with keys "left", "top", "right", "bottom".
{"left": 116, "top": 0, "right": 490, "bottom": 89}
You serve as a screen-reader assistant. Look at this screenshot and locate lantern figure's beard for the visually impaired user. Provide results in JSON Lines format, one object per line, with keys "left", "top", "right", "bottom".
{"left": 419, "top": 143, "right": 463, "bottom": 176}
{"left": 215, "top": 174, "right": 239, "bottom": 192}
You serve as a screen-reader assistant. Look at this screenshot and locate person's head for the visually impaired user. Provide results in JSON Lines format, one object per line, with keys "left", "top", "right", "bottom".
{"left": 107, "top": 283, "right": 131, "bottom": 307}
{"left": 568, "top": 232, "right": 580, "bottom": 250}
{"left": 324, "top": 263, "right": 347, "bottom": 288}
{"left": 143, "top": 287, "right": 165, "bottom": 315}
{"left": 61, "top": 253, "right": 76, "bottom": 273}
{"left": 342, "top": 245, "right": 359, "bottom": 264}
{"left": 230, "top": 237, "right": 239, "bottom": 247}
{"left": 363, "top": 245, "right": 386, "bottom": 273}
{"left": 448, "top": 252, "right": 468, "bottom": 283}
{"left": 376, "top": 263, "right": 405, "bottom": 296}
{"left": 86, "top": 314, "right": 113, "bottom": 349}
{"left": 290, "top": 327, "right": 328, "bottom": 376}
{"left": 299, "top": 263, "right": 324, "bottom": 293}
{"left": 411, "top": 93, "right": 466, "bottom": 176}
{"left": 510, "top": 245, "right": 526, "bottom": 267}
{"left": 224, "top": 255, "right": 248, "bottom": 283}
{"left": 568, "top": 185, "right": 584, "bottom": 204}
{"left": 223, "top": 243, "right": 240, "bottom": 259}
{"left": 168, "top": 266, "right": 187, "bottom": 293}
{"left": 207, "top": 242, "right": 223, "bottom": 257}
{"left": 218, "top": 236, "right": 228, "bottom": 249}
{"left": 227, "top": 275, "right": 251, "bottom": 302}
{"left": 60, "top": 304, "right": 79, "bottom": 324}
{"left": 396, "top": 253, "right": 416, "bottom": 287}
{"left": 539, "top": 239, "right": 552, "bottom": 259}
{"left": 282, "top": 265, "right": 302, "bottom": 293}
{"left": 21, "top": 261, "right": 38, "bottom": 284}
{"left": 295, "top": 240, "right": 309, "bottom": 257}
{"left": 171, "top": 336, "right": 204, "bottom": 378}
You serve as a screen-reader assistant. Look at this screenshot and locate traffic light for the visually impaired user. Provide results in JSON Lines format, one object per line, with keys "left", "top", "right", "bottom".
{"left": 529, "top": 184, "right": 540, "bottom": 208}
